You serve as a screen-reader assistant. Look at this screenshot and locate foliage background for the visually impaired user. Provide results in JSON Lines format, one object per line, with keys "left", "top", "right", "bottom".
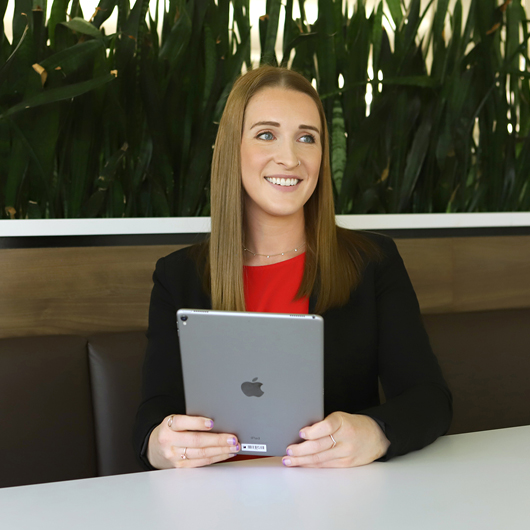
{"left": 1, "top": 0, "right": 529, "bottom": 219}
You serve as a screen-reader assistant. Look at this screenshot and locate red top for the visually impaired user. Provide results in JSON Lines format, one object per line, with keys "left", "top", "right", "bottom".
{"left": 244, "top": 252, "right": 309, "bottom": 314}
{"left": 228, "top": 253, "right": 309, "bottom": 462}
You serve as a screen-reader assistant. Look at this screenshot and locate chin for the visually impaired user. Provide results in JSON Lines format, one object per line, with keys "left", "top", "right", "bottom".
{"left": 265, "top": 206, "right": 304, "bottom": 218}
{"left": 245, "top": 194, "right": 307, "bottom": 219}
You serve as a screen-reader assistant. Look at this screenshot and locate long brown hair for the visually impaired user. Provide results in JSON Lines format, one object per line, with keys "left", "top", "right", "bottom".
{"left": 196, "top": 66, "right": 380, "bottom": 314}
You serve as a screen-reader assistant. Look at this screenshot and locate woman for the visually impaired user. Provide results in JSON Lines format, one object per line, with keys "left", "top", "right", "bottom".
{"left": 133, "top": 66, "right": 452, "bottom": 469}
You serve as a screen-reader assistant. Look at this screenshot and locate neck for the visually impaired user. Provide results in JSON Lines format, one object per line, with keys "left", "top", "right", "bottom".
{"left": 243, "top": 210, "right": 305, "bottom": 266}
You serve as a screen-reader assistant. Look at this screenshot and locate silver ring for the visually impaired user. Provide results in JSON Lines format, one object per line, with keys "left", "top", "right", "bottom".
{"left": 330, "top": 433, "right": 337, "bottom": 449}
{"left": 181, "top": 447, "right": 188, "bottom": 460}
{"left": 167, "top": 415, "right": 174, "bottom": 428}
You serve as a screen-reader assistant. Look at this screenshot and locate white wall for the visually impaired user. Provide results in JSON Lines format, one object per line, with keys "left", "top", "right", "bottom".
{"left": 2, "top": 213, "right": 530, "bottom": 237}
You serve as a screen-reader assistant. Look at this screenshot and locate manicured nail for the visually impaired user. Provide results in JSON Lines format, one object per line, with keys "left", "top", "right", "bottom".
{"left": 227, "top": 454, "right": 236, "bottom": 458}
{"left": 282, "top": 458, "right": 292, "bottom": 466}
{"left": 228, "top": 437, "right": 237, "bottom": 445}
{"left": 230, "top": 444, "right": 240, "bottom": 453}
{"left": 286, "top": 448, "right": 293, "bottom": 456}
{"left": 205, "top": 420, "right": 214, "bottom": 428}
{"left": 299, "top": 431, "right": 307, "bottom": 439}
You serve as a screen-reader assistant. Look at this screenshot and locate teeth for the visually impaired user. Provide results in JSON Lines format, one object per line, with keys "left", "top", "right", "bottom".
{"left": 266, "top": 177, "right": 300, "bottom": 186}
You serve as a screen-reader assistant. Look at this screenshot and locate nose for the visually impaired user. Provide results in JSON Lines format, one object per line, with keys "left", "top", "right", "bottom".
{"left": 274, "top": 140, "right": 299, "bottom": 169}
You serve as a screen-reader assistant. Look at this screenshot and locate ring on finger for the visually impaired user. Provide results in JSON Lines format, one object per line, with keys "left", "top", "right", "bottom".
{"left": 329, "top": 433, "right": 337, "bottom": 449}
{"left": 181, "top": 447, "right": 188, "bottom": 460}
{"left": 167, "top": 415, "right": 174, "bottom": 428}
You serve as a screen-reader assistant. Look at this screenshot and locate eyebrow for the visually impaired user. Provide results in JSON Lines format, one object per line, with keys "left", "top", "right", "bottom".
{"left": 250, "top": 121, "right": 320, "bottom": 135}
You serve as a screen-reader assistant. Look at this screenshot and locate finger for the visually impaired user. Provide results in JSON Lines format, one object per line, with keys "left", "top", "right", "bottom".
{"left": 282, "top": 448, "right": 336, "bottom": 468}
{"left": 286, "top": 436, "right": 333, "bottom": 457}
{"left": 179, "top": 443, "right": 241, "bottom": 461}
{"left": 175, "top": 431, "right": 239, "bottom": 449}
{"left": 298, "top": 457, "right": 356, "bottom": 468}
{"left": 166, "top": 414, "right": 215, "bottom": 432}
{"left": 172, "top": 452, "right": 238, "bottom": 469}
{"left": 298, "top": 412, "right": 343, "bottom": 441}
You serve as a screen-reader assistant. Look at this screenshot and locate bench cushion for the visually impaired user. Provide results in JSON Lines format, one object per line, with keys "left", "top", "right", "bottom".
{"left": 0, "top": 335, "right": 97, "bottom": 488}
{"left": 88, "top": 332, "right": 146, "bottom": 476}
{"left": 424, "top": 308, "right": 530, "bottom": 435}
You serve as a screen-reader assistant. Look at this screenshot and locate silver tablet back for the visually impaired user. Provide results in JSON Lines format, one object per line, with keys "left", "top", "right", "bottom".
{"left": 177, "top": 309, "right": 324, "bottom": 456}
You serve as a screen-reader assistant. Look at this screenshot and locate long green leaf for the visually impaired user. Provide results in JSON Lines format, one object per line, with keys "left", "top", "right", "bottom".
{"left": 316, "top": 0, "right": 337, "bottom": 96}
{"left": 61, "top": 17, "right": 105, "bottom": 40}
{"left": 372, "top": 1, "right": 384, "bottom": 75}
{"left": 0, "top": 0, "right": 8, "bottom": 22}
{"left": 159, "top": 1, "right": 192, "bottom": 76}
{"left": 116, "top": 0, "right": 150, "bottom": 70}
{"left": 382, "top": 76, "right": 437, "bottom": 87}
{"left": 39, "top": 39, "right": 104, "bottom": 75}
{"left": 0, "top": 74, "right": 115, "bottom": 119}
{"left": 398, "top": 0, "right": 435, "bottom": 72}
{"left": 399, "top": 113, "right": 433, "bottom": 210}
{"left": 433, "top": 0, "right": 450, "bottom": 45}
{"left": 92, "top": 0, "right": 118, "bottom": 29}
{"left": 202, "top": 23, "right": 216, "bottom": 111}
{"left": 96, "top": 142, "right": 128, "bottom": 189}
{"left": 282, "top": 0, "right": 295, "bottom": 60}
{"left": 331, "top": 98, "right": 346, "bottom": 195}
{"left": 281, "top": 32, "right": 318, "bottom": 68}
{"left": 232, "top": 0, "right": 251, "bottom": 68}
{"left": 261, "top": 0, "right": 281, "bottom": 65}
{"left": 386, "top": 0, "right": 403, "bottom": 29}
{"left": 3, "top": 135, "right": 29, "bottom": 217}
{"left": 48, "top": 0, "right": 73, "bottom": 48}
{"left": 13, "top": 0, "right": 32, "bottom": 45}
{"left": 0, "top": 24, "right": 29, "bottom": 85}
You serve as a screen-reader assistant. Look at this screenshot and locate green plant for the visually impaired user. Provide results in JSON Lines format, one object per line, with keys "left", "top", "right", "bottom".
{"left": 304, "top": 0, "right": 530, "bottom": 213}
{"left": 1, "top": 0, "right": 529, "bottom": 219}
{"left": 0, "top": 0, "right": 251, "bottom": 218}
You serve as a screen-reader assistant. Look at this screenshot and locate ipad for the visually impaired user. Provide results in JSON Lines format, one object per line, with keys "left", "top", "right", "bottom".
{"left": 176, "top": 309, "right": 324, "bottom": 456}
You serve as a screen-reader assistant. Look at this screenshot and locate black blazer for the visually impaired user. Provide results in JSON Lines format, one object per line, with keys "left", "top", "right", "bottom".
{"left": 133, "top": 232, "right": 452, "bottom": 467}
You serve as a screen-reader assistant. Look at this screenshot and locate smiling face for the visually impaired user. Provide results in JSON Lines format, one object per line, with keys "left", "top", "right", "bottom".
{"left": 240, "top": 87, "right": 322, "bottom": 223}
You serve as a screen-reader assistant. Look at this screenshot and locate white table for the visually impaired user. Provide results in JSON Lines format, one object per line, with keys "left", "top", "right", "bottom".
{"left": 1, "top": 426, "right": 529, "bottom": 530}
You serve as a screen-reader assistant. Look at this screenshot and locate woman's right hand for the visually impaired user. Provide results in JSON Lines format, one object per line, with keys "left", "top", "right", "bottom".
{"left": 147, "top": 414, "right": 240, "bottom": 468}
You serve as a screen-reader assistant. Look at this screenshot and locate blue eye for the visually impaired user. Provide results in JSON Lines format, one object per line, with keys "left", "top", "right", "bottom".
{"left": 300, "top": 134, "right": 315, "bottom": 143}
{"left": 257, "top": 132, "right": 274, "bottom": 141}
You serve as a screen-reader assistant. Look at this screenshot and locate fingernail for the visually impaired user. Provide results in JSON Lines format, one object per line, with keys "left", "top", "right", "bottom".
{"left": 205, "top": 420, "right": 214, "bottom": 428}
{"left": 282, "top": 458, "right": 292, "bottom": 466}
{"left": 228, "top": 437, "right": 237, "bottom": 445}
{"left": 227, "top": 454, "right": 236, "bottom": 458}
{"left": 230, "top": 444, "right": 240, "bottom": 453}
{"left": 286, "top": 448, "right": 293, "bottom": 456}
{"left": 299, "top": 431, "right": 307, "bottom": 439}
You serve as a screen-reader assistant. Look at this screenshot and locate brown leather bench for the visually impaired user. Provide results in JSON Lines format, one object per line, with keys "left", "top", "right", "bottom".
{"left": 1, "top": 308, "right": 529, "bottom": 488}
{"left": 0, "top": 332, "right": 147, "bottom": 488}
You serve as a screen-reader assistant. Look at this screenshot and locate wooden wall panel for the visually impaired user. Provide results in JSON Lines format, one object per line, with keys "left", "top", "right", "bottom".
{"left": 452, "top": 237, "right": 530, "bottom": 312}
{"left": 394, "top": 238, "right": 454, "bottom": 313}
{"left": 0, "top": 236, "right": 529, "bottom": 338}
{"left": 0, "top": 245, "right": 182, "bottom": 338}
{"left": 395, "top": 236, "right": 530, "bottom": 314}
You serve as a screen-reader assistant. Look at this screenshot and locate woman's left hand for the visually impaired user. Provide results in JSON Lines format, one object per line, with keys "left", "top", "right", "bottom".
{"left": 282, "top": 412, "right": 391, "bottom": 468}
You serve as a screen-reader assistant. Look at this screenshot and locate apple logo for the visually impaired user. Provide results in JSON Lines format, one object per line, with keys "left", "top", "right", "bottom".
{"left": 241, "top": 377, "right": 264, "bottom": 397}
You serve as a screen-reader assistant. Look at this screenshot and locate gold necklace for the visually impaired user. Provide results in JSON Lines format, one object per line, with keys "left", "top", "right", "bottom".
{"left": 243, "top": 242, "right": 306, "bottom": 259}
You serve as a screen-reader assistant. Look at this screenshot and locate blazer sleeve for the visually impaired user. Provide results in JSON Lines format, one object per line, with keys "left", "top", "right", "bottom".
{"left": 359, "top": 237, "right": 453, "bottom": 460}
{"left": 133, "top": 251, "right": 205, "bottom": 468}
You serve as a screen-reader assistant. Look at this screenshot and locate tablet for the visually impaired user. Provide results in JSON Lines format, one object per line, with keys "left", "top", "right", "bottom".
{"left": 176, "top": 309, "right": 324, "bottom": 456}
